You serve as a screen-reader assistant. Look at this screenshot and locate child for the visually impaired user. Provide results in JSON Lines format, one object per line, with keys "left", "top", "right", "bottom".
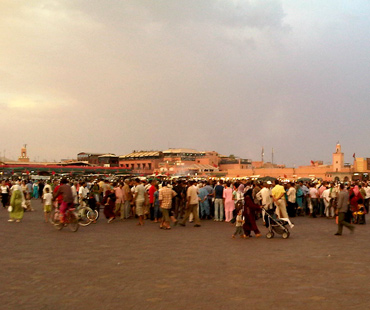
{"left": 25, "top": 192, "right": 34, "bottom": 211}
{"left": 232, "top": 209, "right": 247, "bottom": 239}
{"left": 43, "top": 187, "right": 53, "bottom": 223}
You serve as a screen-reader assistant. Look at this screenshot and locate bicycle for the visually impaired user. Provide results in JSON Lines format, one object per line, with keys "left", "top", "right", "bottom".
{"left": 76, "top": 199, "right": 99, "bottom": 226}
{"left": 77, "top": 203, "right": 99, "bottom": 226}
{"left": 50, "top": 207, "right": 79, "bottom": 232}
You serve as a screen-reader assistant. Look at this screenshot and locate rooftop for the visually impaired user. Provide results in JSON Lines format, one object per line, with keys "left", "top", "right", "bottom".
{"left": 98, "top": 154, "right": 118, "bottom": 158}
{"left": 78, "top": 152, "right": 105, "bottom": 156}
{"left": 120, "top": 151, "right": 162, "bottom": 158}
{"left": 163, "top": 148, "right": 202, "bottom": 154}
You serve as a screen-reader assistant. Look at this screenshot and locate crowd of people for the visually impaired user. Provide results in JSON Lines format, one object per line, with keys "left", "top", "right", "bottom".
{"left": 1, "top": 177, "right": 368, "bottom": 236}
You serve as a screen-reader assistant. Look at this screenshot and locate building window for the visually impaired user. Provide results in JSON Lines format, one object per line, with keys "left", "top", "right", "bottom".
{"left": 143, "top": 163, "right": 146, "bottom": 169}
{"left": 148, "top": 163, "right": 152, "bottom": 169}
{"left": 137, "top": 164, "right": 141, "bottom": 169}
{"left": 131, "top": 164, "right": 134, "bottom": 169}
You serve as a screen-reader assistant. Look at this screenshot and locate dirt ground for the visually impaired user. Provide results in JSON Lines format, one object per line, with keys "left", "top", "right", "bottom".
{"left": 1, "top": 200, "right": 369, "bottom": 310}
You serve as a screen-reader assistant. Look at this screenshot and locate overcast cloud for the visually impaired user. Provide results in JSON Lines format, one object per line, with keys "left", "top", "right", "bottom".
{"left": 1, "top": 0, "right": 369, "bottom": 165}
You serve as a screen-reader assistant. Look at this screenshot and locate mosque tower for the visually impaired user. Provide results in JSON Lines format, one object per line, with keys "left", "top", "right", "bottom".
{"left": 332, "top": 142, "right": 344, "bottom": 172}
{"left": 18, "top": 144, "right": 30, "bottom": 162}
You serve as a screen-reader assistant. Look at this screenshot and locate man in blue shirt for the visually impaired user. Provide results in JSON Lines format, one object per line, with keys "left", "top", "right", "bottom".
{"left": 299, "top": 181, "right": 309, "bottom": 215}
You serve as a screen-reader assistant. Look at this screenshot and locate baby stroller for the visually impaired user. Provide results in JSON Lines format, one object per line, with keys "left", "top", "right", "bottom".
{"left": 353, "top": 204, "right": 366, "bottom": 225}
{"left": 262, "top": 207, "right": 290, "bottom": 239}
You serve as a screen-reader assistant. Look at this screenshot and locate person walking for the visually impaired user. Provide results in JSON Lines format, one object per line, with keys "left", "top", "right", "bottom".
{"left": 232, "top": 209, "right": 246, "bottom": 238}
{"left": 33, "top": 181, "right": 39, "bottom": 199}
{"left": 114, "top": 182, "right": 125, "bottom": 220}
{"left": 179, "top": 180, "right": 201, "bottom": 227}
{"left": 242, "top": 189, "right": 262, "bottom": 238}
{"left": 335, "top": 184, "right": 355, "bottom": 236}
{"left": 8, "top": 182, "right": 25, "bottom": 223}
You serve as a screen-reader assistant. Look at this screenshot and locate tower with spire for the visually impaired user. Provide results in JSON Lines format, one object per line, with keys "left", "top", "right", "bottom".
{"left": 18, "top": 144, "right": 30, "bottom": 162}
{"left": 332, "top": 142, "right": 344, "bottom": 172}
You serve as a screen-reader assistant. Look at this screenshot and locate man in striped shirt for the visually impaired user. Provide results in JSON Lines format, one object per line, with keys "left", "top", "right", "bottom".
{"left": 159, "top": 181, "right": 177, "bottom": 230}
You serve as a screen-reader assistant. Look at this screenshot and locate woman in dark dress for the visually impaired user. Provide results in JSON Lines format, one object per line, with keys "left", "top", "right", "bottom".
{"left": 103, "top": 189, "right": 116, "bottom": 223}
{"left": 38, "top": 181, "right": 44, "bottom": 202}
{"left": 243, "top": 189, "right": 262, "bottom": 238}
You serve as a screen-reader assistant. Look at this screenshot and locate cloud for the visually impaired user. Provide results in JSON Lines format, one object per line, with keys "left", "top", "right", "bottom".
{"left": 0, "top": 0, "right": 370, "bottom": 165}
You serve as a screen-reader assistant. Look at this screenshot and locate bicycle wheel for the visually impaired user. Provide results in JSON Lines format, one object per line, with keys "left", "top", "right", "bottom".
{"left": 49, "top": 208, "right": 58, "bottom": 225}
{"left": 78, "top": 207, "right": 92, "bottom": 227}
{"left": 50, "top": 209, "right": 64, "bottom": 230}
{"left": 68, "top": 212, "right": 79, "bottom": 232}
{"left": 87, "top": 209, "right": 99, "bottom": 222}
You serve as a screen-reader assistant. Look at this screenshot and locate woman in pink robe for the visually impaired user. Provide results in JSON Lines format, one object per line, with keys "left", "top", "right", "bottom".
{"left": 223, "top": 182, "right": 235, "bottom": 222}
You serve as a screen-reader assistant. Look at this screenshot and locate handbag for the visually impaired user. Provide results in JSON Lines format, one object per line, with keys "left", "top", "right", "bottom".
{"left": 8, "top": 206, "right": 13, "bottom": 212}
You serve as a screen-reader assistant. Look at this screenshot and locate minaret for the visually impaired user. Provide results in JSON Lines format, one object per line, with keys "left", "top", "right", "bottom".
{"left": 18, "top": 144, "right": 30, "bottom": 162}
{"left": 332, "top": 142, "right": 344, "bottom": 172}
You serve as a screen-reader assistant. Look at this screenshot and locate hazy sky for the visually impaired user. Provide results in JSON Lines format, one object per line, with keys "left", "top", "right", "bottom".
{"left": 1, "top": 0, "right": 369, "bottom": 166}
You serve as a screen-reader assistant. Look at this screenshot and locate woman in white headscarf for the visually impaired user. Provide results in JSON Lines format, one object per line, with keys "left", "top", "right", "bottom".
{"left": 8, "top": 182, "right": 25, "bottom": 223}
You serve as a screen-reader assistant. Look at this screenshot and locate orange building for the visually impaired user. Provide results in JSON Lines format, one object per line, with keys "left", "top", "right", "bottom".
{"left": 119, "top": 151, "right": 163, "bottom": 174}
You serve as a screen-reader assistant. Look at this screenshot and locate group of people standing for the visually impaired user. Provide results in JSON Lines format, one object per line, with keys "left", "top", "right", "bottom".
{"left": 2, "top": 177, "right": 367, "bottom": 237}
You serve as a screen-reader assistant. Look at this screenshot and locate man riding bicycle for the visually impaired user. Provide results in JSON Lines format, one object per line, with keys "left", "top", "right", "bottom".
{"left": 78, "top": 181, "right": 89, "bottom": 206}
{"left": 53, "top": 178, "right": 74, "bottom": 223}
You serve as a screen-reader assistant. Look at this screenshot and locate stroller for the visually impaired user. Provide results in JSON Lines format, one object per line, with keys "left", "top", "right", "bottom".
{"left": 353, "top": 204, "right": 366, "bottom": 225}
{"left": 262, "top": 207, "right": 290, "bottom": 239}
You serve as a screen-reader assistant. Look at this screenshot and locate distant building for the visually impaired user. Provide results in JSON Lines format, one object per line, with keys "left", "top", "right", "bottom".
{"left": 70, "top": 143, "right": 370, "bottom": 181}
{"left": 119, "top": 151, "right": 163, "bottom": 174}
{"left": 18, "top": 145, "right": 30, "bottom": 163}
{"left": 98, "top": 154, "right": 119, "bottom": 167}
{"left": 77, "top": 152, "right": 105, "bottom": 165}
{"left": 163, "top": 148, "right": 204, "bottom": 164}
{"left": 218, "top": 157, "right": 252, "bottom": 171}
{"left": 332, "top": 143, "right": 344, "bottom": 172}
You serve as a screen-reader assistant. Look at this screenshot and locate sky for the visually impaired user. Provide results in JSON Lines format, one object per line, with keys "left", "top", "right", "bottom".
{"left": 1, "top": 0, "right": 370, "bottom": 166}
